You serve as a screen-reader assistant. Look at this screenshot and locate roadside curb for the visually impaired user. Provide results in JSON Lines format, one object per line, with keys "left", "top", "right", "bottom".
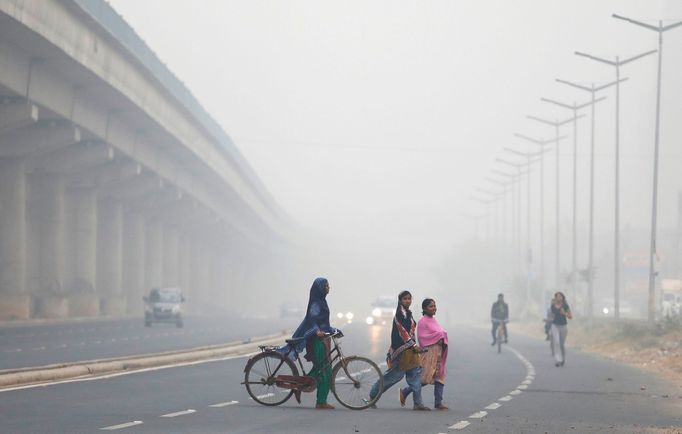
{"left": 0, "top": 331, "right": 288, "bottom": 389}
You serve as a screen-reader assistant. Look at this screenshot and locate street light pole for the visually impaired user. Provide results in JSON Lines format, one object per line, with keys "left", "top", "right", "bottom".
{"left": 491, "top": 168, "right": 529, "bottom": 276}
{"left": 504, "top": 148, "right": 546, "bottom": 307}
{"left": 526, "top": 115, "right": 581, "bottom": 296}
{"left": 514, "top": 133, "right": 567, "bottom": 295}
{"left": 574, "top": 49, "right": 656, "bottom": 320}
{"left": 541, "top": 97, "right": 605, "bottom": 307}
{"left": 612, "top": 14, "right": 682, "bottom": 323}
{"left": 556, "top": 78, "right": 627, "bottom": 323}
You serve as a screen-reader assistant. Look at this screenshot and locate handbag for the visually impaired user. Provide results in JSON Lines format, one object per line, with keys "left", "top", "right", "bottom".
{"left": 398, "top": 346, "right": 421, "bottom": 371}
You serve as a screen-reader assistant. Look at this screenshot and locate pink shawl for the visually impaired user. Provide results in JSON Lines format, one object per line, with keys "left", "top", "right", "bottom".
{"left": 417, "top": 315, "right": 449, "bottom": 378}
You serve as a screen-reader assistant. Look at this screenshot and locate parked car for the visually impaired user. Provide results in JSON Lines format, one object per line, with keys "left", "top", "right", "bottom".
{"left": 143, "top": 287, "right": 185, "bottom": 327}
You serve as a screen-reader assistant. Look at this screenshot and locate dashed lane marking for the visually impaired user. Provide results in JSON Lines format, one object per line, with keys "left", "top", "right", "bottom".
{"left": 510, "top": 390, "right": 522, "bottom": 395}
{"left": 448, "top": 421, "right": 470, "bottom": 430}
{"left": 468, "top": 411, "right": 488, "bottom": 419}
{"left": 160, "top": 409, "right": 196, "bottom": 418}
{"left": 99, "top": 421, "right": 143, "bottom": 430}
{"left": 499, "top": 395, "right": 513, "bottom": 402}
{"left": 518, "top": 385, "right": 528, "bottom": 390}
{"left": 484, "top": 403, "right": 501, "bottom": 410}
{"left": 209, "top": 400, "right": 239, "bottom": 408}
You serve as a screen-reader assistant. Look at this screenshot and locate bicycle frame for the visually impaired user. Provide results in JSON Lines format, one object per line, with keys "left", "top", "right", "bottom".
{"left": 256, "top": 332, "right": 349, "bottom": 386}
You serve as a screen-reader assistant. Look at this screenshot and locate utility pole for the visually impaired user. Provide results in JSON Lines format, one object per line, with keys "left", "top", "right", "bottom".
{"left": 556, "top": 78, "right": 626, "bottom": 323}
{"left": 612, "top": 14, "right": 682, "bottom": 323}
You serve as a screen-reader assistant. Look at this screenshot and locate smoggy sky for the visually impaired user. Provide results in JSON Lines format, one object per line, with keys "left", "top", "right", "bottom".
{"left": 106, "top": 0, "right": 682, "bottom": 298}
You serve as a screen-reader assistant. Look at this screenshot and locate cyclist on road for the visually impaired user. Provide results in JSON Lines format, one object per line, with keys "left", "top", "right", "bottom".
{"left": 491, "top": 293, "right": 509, "bottom": 346}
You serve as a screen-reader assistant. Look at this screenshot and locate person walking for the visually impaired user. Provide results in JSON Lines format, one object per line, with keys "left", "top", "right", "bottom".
{"left": 551, "top": 291, "right": 572, "bottom": 367}
{"left": 400, "top": 298, "right": 449, "bottom": 410}
{"left": 284, "top": 277, "right": 337, "bottom": 409}
{"left": 369, "top": 290, "right": 430, "bottom": 411}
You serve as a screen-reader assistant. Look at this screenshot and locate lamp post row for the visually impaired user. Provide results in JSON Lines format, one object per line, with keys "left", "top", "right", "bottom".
{"left": 470, "top": 14, "right": 682, "bottom": 323}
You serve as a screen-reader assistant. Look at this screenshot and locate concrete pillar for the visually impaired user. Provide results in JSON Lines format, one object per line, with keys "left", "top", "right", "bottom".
{"left": 178, "top": 232, "right": 190, "bottom": 297}
{"left": 144, "top": 218, "right": 163, "bottom": 292}
{"left": 66, "top": 187, "right": 99, "bottom": 317}
{"left": 162, "top": 226, "right": 179, "bottom": 287}
{"left": 27, "top": 172, "right": 67, "bottom": 318}
{"left": 0, "top": 158, "right": 29, "bottom": 319}
{"left": 97, "top": 198, "right": 124, "bottom": 315}
{"left": 123, "top": 211, "right": 145, "bottom": 314}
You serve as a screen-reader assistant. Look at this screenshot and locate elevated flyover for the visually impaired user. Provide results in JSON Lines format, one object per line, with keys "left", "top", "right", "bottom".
{"left": 0, "top": 0, "right": 294, "bottom": 319}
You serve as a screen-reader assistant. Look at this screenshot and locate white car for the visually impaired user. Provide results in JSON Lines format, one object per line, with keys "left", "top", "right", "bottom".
{"left": 366, "top": 295, "right": 395, "bottom": 326}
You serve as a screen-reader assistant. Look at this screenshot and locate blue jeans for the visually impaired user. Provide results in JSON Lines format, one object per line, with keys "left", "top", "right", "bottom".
{"left": 370, "top": 362, "right": 423, "bottom": 406}
{"left": 403, "top": 382, "right": 444, "bottom": 406}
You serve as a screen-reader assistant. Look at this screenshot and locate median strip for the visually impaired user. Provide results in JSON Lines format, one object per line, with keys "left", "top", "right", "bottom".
{"left": 0, "top": 331, "right": 288, "bottom": 390}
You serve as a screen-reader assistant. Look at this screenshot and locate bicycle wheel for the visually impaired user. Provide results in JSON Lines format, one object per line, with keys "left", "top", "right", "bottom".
{"left": 244, "top": 352, "right": 297, "bottom": 406}
{"left": 331, "top": 356, "right": 383, "bottom": 410}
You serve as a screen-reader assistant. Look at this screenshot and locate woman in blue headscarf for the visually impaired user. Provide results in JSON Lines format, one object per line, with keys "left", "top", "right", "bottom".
{"left": 287, "top": 277, "right": 336, "bottom": 409}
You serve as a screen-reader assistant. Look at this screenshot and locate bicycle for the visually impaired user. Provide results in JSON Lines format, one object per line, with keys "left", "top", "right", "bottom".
{"left": 492, "top": 319, "right": 508, "bottom": 353}
{"left": 242, "top": 330, "right": 383, "bottom": 410}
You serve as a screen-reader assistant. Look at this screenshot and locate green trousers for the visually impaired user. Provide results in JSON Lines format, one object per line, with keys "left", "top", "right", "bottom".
{"left": 308, "top": 337, "right": 331, "bottom": 404}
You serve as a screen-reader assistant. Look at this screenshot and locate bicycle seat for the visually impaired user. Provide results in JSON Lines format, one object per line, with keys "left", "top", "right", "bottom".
{"left": 285, "top": 337, "right": 306, "bottom": 346}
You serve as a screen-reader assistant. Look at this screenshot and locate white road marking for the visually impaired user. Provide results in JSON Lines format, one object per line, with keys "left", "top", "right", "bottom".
{"left": 6, "top": 348, "right": 22, "bottom": 353}
{"left": 499, "top": 395, "right": 512, "bottom": 401}
{"left": 209, "top": 400, "right": 239, "bottom": 408}
{"left": 160, "top": 409, "right": 195, "bottom": 418}
{"left": 32, "top": 346, "right": 46, "bottom": 351}
{"left": 484, "top": 403, "right": 501, "bottom": 410}
{"left": 518, "top": 385, "right": 528, "bottom": 390}
{"left": 510, "top": 390, "right": 522, "bottom": 395}
{"left": 254, "top": 393, "right": 275, "bottom": 399}
{"left": 99, "top": 421, "right": 143, "bottom": 430}
{"left": 448, "top": 421, "right": 470, "bottom": 430}
{"left": 468, "top": 411, "right": 488, "bottom": 419}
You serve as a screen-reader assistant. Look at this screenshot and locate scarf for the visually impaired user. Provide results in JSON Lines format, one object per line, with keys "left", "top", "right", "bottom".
{"left": 288, "top": 277, "right": 333, "bottom": 360}
{"left": 417, "top": 315, "right": 449, "bottom": 378}
{"left": 388, "top": 304, "right": 416, "bottom": 362}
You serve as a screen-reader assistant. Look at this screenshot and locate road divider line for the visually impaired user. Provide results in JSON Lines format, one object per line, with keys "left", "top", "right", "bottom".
{"left": 209, "top": 400, "right": 239, "bottom": 408}
{"left": 499, "top": 395, "right": 512, "bottom": 401}
{"left": 484, "top": 403, "right": 501, "bottom": 410}
{"left": 468, "top": 411, "right": 487, "bottom": 419}
{"left": 99, "top": 421, "right": 143, "bottom": 430}
{"left": 161, "top": 409, "right": 195, "bottom": 418}
{"left": 510, "top": 390, "right": 522, "bottom": 395}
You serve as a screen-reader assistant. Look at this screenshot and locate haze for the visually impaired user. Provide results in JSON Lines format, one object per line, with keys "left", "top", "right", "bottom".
{"left": 107, "top": 0, "right": 682, "bottom": 320}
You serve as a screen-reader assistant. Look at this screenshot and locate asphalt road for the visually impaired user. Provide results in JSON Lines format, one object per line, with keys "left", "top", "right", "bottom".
{"left": 0, "top": 315, "right": 299, "bottom": 370}
{"left": 0, "top": 321, "right": 680, "bottom": 433}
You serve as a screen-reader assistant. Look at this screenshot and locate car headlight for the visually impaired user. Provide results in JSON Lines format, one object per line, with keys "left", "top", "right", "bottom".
{"left": 602, "top": 307, "right": 609, "bottom": 315}
{"left": 366, "top": 316, "right": 374, "bottom": 325}
{"left": 345, "top": 312, "right": 354, "bottom": 320}
{"left": 372, "top": 308, "right": 382, "bottom": 317}
{"left": 336, "top": 312, "right": 344, "bottom": 319}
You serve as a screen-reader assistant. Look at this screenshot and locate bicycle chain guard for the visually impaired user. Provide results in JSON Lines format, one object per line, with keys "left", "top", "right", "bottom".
{"left": 275, "top": 375, "right": 317, "bottom": 393}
